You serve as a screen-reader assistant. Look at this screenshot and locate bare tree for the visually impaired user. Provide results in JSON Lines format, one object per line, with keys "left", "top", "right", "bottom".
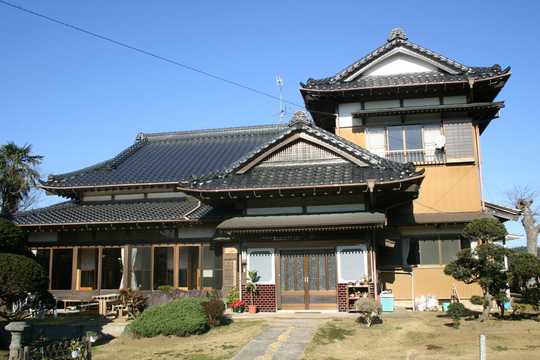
{"left": 508, "top": 186, "right": 539, "bottom": 255}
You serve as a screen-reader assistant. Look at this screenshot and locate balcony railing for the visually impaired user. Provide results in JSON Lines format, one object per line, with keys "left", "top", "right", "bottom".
{"left": 385, "top": 149, "right": 446, "bottom": 165}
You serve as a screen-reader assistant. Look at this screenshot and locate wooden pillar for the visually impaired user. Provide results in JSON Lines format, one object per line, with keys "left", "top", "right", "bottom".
{"left": 71, "top": 247, "right": 79, "bottom": 292}
{"left": 48, "top": 248, "right": 53, "bottom": 290}
{"left": 173, "top": 246, "right": 179, "bottom": 288}
{"left": 198, "top": 245, "right": 203, "bottom": 290}
{"left": 150, "top": 246, "right": 155, "bottom": 291}
{"left": 97, "top": 246, "right": 103, "bottom": 293}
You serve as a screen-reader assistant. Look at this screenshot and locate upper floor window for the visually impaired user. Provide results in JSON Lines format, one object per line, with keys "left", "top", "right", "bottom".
{"left": 366, "top": 124, "right": 445, "bottom": 164}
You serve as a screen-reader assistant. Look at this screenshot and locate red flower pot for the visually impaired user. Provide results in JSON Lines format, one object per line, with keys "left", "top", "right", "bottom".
{"left": 248, "top": 305, "right": 258, "bottom": 314}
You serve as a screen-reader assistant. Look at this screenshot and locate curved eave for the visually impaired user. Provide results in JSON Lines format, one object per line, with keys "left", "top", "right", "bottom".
{"left": 39, "top": 181, "right": 180, "bottom": 197}
{"left": 300, "top": 72, "right": 511, "bottom": 95}
{"left": 176, "top": 171, "right": 425, "bottom": 195}
{"left": 16, "top": 218, "right": 208, "bottom": 230}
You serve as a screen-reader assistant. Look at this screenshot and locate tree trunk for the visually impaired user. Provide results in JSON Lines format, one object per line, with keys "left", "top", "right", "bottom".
{"left": 520, "top": 204, "right": 539, "bottom": 256}
{"left": 481, "top": 292, "right": 492, "bottom": 322}
{"left": 526, "top": 228, "right": 539, "bottom": 256}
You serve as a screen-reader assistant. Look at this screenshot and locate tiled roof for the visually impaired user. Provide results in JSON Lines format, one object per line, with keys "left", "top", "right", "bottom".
{"left": 42, "top": 111, "right": 421, "bottom": 194}
{"left": 42, "top": 124, "right": 289, "bottom": 190}
{"left": 14, "top": 197, "right": 220, "bottom": 227}
{"left": 182, "top": 112, "right": 422, "bottom": 192}
{"left": 301, "top": 66, "right": 508, "bottom": 92}
{"left": 300, "top": 27, "right": 510, "bottom": 92}
{"left": 191, "top": 163, "right": 420, "bottom": 191}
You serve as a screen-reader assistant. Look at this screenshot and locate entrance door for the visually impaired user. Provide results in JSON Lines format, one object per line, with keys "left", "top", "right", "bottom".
{"left": 280, "top": 249, "right": 337, "bottom": 310}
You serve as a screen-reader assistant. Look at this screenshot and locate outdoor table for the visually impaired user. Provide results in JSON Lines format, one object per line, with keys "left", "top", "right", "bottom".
{"left": 92, "top": 294, "right": 120, "bottom": 315}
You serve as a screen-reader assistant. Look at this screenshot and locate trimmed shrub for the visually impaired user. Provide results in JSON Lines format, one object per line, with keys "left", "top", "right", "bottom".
{"left": 0, "top": 219, "right": 26, "bottom": 254}
{"left": 354, "top": 298, "right": 382, "bottom": 327}
{"left": 129, "top": 297, "right": 208, "bottom": 337}
{"left": 147, "top": 289, "right": 212, "bottom": 307}
{"left": 202, "top": 299, "right": 226, "bottom": 326}
{"left": 0, "top": 253, "right": 52, "bottom": 320}
{"left": 447, "top": 302, "right": 469, "bottom": 328}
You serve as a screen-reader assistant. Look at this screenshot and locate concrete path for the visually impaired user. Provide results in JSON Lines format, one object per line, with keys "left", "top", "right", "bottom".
{"left": 232, "top": 318, "right": 322, "bottom": 360}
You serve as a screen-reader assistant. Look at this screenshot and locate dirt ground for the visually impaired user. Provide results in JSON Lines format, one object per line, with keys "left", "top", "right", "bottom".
{"left": 92, "top": 320, "right": 265, "bottom": 360}
{"left": 302, "top": 311, "right": 540, "bottom": 360}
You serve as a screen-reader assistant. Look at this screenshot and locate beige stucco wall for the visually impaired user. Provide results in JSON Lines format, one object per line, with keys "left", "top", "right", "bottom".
{"left": 335, "top": 125, "right": 483, "bottom": 214}
{"left": 413, "top": 164, "right": 483, "bottom": 213}
{"left": 336, "top": 127, "right": 366, "bottom": 148}
{"left": 380, "top": 266, "right": 482, "bottom": 301}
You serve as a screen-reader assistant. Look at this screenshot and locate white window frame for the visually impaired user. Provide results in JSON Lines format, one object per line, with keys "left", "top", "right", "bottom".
{"left": 336, "top": 244, "right": 368, "bottom": 283}
{"left": 246, "top": 248, "right": 275, "bottom": 285}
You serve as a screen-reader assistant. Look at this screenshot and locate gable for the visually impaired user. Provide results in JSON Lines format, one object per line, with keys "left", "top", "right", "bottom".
{"left": 257, "top": 139, "right": 348, "bottom": 167}
{"left": 363, "top": 52, "right": 438, "bottom": 76}
{"left": 236, "top": 133, "right": 368, "bottom": 174}
{"left": 344, "top": 47, "right": 461, "bottom": 81}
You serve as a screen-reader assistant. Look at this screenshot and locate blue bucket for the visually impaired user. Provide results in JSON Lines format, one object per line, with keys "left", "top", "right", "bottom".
{"left": 441, "top": 302, "right": 450, "bottom": 312}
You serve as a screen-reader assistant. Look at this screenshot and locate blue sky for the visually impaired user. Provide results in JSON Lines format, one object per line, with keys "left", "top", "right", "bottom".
{"left": 1, "top": 1, "right": 539, "bottom": 246}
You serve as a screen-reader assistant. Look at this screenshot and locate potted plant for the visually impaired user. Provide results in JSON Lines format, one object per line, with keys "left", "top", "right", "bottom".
{"left": 231, "top": 299, "right": 246, "bottom": 313}
{"left": 246, "top": 270, "right": 260, "bottom": 314}
{"left": 226, "top": 287, "right": 240, "bottom": 309}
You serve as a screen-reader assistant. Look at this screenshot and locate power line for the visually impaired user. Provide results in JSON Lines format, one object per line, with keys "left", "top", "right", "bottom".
{"left": 0, "top": 0, "right": 311, "bottom": 111}
{"left": 0, "top": 2, "right": 451, "bottom": 163}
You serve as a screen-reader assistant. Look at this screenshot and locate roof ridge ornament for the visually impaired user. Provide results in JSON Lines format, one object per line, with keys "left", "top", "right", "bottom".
{"left": 288, "top": 111, "right": 312, "bottom": 127}
{"left": 388, "top": 27, "right": 408, "bottom": 42}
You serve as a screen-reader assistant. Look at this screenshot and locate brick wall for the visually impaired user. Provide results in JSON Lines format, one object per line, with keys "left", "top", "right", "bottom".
{"left": 242, "top": 284, "right": 277, "bottom": 312}
{"left": 337, "top": 283, "right": 349, "bottom": 312}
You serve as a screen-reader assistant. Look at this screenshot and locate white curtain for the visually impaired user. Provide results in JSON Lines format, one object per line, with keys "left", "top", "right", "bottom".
{"left": 120, "top": 248, "right": 126, "bottom": 289}
{"left": 366, "top": 128, "right": 386, "bottom": 157}
{"left": 130, "top": 247, "right": 138, "bottom": 289}
{"left": 423, "top": 124, "right": 442, "bottom": 162}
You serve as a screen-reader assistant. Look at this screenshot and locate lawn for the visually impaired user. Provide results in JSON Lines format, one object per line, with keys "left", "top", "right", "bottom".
{"left": 92, "top": 320, "right": 265, "bottom": 360}
{"left": 303, "top": 312, "right": 540, "bottom": 360}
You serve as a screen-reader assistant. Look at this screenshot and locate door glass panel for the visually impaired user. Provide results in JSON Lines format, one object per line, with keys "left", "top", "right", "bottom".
{"left": 153, "top": 247, "right": 174, "bottom": 289}
{"left": 179, "top": 246, "right": 199, "bottom": 289}
{"left": 101, "top": 248, "right": 123, "bottom": 289}
{"left": 131, "top": 247, "right": 151, "bottom": 290}
{"left": 78, "top": 248, "right": 98, "bottom": 289}
{"left": 52, "top": 249, "right": 73, "bottom": 290}
{"left": 202, "top": 246, "right": 223, "bottom": 289}
{"left": 280, "top": 250, "right": 304, "bottom": 291}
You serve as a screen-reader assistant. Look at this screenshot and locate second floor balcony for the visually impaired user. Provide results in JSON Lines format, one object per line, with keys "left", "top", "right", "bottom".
{"left": 384, "top": 149, "right": 446, "bottom": 165}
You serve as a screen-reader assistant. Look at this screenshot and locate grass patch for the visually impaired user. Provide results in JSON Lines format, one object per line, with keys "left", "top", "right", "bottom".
{"left": 311, "top": 321, "right": 355, "bottom": 345}
{"left": 93, "top": 320, "right": 264, "bottom": 360}
{"left": 303, "top": 312, "right": 540, "bottom": 360}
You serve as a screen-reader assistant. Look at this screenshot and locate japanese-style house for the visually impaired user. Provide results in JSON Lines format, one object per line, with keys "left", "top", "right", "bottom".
{"left": 15, "top": 28, "right": 519, "bottom": 311}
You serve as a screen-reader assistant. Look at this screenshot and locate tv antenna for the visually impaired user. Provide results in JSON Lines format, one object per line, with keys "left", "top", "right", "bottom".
{"left": 276, "top": 75, "right": 286, "bottom": 122}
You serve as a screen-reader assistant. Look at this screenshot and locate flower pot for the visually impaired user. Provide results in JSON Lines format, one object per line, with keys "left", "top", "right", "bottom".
{"left": 248, "top": 305, "right": 257, "bottom": 314}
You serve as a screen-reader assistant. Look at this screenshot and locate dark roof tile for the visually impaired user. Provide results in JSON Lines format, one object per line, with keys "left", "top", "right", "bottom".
{"left": 14, "top": 197, "right": 220, "bottom": 227}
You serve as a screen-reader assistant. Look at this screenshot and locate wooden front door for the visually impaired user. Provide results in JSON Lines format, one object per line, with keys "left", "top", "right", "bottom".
{"left": 280, "top": 249, "right": 337, "bottom": 310}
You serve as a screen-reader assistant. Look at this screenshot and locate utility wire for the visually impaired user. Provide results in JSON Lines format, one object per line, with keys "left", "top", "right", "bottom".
{"left": 0, "top": 0, "right": 312, "bottom": 111}
{"left": 0, "top": 1, "right": 457, "bottom": 189}
{"left": 2, "top": 1, "right": 467, "bottom": 215}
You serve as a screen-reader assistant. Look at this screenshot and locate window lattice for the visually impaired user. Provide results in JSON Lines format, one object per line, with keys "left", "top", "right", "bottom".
{"left": 259, "top": 140, "right": 346, "bottom": 166}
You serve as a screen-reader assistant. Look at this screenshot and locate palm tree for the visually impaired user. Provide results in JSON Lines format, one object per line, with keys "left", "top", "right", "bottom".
{"left": 0, "top": 143, "right": 43, "bottom": 219}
